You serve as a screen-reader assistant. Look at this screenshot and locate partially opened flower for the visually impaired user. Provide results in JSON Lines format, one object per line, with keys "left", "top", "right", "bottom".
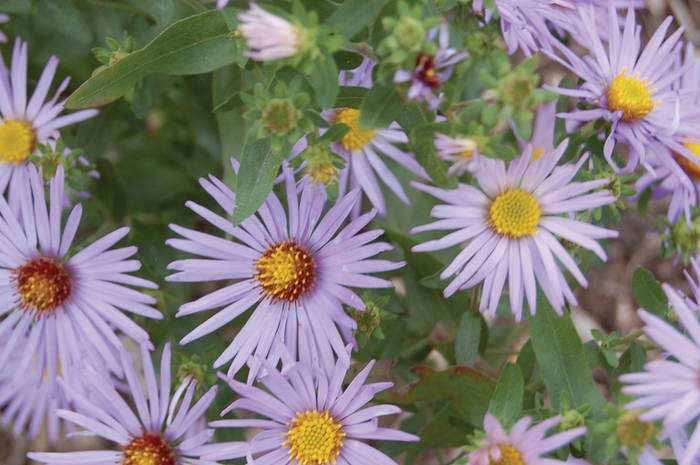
{"left": 203, "top": 354, "right": 419, "bottom": 464}
{"left": 0, "top": 164, "right": 160, "bottom": 390}
{"left": 393, "top": 21, "right": 468, "bottom": 110}
{"left": 28, "top": 343, "right": 220, "bottom": 465}
{"left": 166, "top": 164, "right": 403, "bottom": 381}
{"left": 545, "top": 5, "right": 697, "bottom": 172}
{"left": 467, "top": 413, "right": 586, "bottom": 465}
{"left": 0, "top": 39, "right": 98, "bottom": 197}
{"left": 620, "top": 258, "right": 700, "bottom": 465}
{"left": 238, "top": 2, "right": 302, "bottom": 61}
{"left": 434, "top": 132, "right": 481, "bottom": 176}
{"left": 412, "top": 140, "right": 618, "bottom": 320}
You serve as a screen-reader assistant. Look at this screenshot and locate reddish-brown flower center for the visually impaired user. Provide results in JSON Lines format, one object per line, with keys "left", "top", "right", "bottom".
{"left": 121, "top": 432, "right": 177, "bottom": 465}
{"left": 415, "top": 53, "right": 440, "bottom": 89}
{"left": 254, "top": 240, "right": 317, "bottom": 303}
{"left": 11, "top": 257, "right": 72, "bottom": 320}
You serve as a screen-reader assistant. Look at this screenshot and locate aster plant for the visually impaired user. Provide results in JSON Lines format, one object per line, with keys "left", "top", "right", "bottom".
{"left": 2, "top": 0, "right": 699, "bottom": 464}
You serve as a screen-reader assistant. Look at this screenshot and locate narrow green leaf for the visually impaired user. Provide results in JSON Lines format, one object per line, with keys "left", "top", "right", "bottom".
{"left": 326, "top": 0, "right": 390, "bottom": 39}
{"left": 487, "top": 362, "right": 524, "bottom": 429}
{"left": 231, "top": 138, "right": 285, "bottom": 226}
{"left": 335, "top": 86, "right": 368, "bottom": 110}
{"left": 408, "top": 121, "right": 459, "bottom": 189}
{"left": 67, "top": 10, "right": 238, "bottom": 109}
{"left": 212, "top": 91, "right": 243, "bottom": 113}
{"left": 94, "top": 159, "right": 128, "bottom": 223}
{"left": 631, "top": 267, "right": 668, "bottom": 318}
{"left": 455, "top": 310, "right": 481, "bottom": 367}
{"left": 309, "top": 52, "right": 339, "bottom": 110}
{"left": 379, "top": 365, "right": 496, "bottom": 426}
{"left": 38, "top": 0, "right": 92, "bottom": 43}
{"left": 529, "top": 294, "right": 606, "bottom": 418}
{"left": 127, "top": 0, "right": 174, "bottom": 26}
{"left": 319, "top": 123, "right": 350, "bottom": 142}
{"left": 515, "top": 339, "right": 536, "bottom": 384}
{"left": 359, "top": 84, "right": 405, "bottom": 130}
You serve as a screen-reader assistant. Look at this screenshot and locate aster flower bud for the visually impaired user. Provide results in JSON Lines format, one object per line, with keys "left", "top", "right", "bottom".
{"left": 238, "top": 2, "right": 304, "bottom": 62}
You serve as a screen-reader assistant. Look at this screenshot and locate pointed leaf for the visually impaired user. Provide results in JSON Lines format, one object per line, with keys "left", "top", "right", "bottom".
{"left": 326, "top": 0, "right": 390, "bottom": 38}
{"left": 359, "top": 83, "right": 405, "bottom": 130}
{"left": 631, "top": 267, "right": 668, "bottom": 318}
{"left": 487, "top": 362, "right": 523, "bottom": 429}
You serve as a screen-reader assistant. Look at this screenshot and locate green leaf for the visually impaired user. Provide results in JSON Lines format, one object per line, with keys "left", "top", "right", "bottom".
{"left": 128, "top": 0, "right": 174, "bottom": 26}
{"left": 319, "top": 123, "right": 350, "bottom": 142}
{"left": 212, "top": 91, "right": 243, "bottom": 113}
{"left": 335, "top": 86, "right": 368, "bottom": 110}
{"left": 408, "top": 121, "right": 459, "bottom": 189}
{"left": 94, "top": 159, "right": 128, "bottom": 223}
{"left": 455, "top": 310, "right": 481, "bottom": 367}
{"left": 231, "top": 138, "right": 285, "bottom": 226}
{"left": 38, "top": 0, "right": 92, "bottom": 43}
{"left": 67, "top": 9, "right": 239, "bottom": 109}
{"left": 0, "top": 0, "right": 30, "bottom": 13}
{"left": 326, "top": 0, "right": 390, "bottom": 39}
{"left": 631, "top": 267, "right": 668, "bottom": 318}
{"left": 487, "top": 362, "right": 524, "bottom": 429}
{"left": 359, "top": 84, "right": 405, "bottom": 130}
{"left": 309, "top": 52, "right": 339, "bottom": 109}
{"left": 515, "top": 339, "right": 536, "bottom": 384}
{"left": 405, "top": 406, "right": 471, "bottom": 464}
{"left": 529, "top": 294, "right": 606, "bottom": 418}
{"left": 379, "top": 365, "right": 496, "bottom": 426}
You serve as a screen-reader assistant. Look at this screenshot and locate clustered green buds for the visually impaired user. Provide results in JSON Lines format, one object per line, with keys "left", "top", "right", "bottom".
{"left": 92, "top": 32, "right": 135, "bottom": 76}
{"left": 377, "top": 2, "right": 440, "bottom": 64}
{"left": 30, "top": 139, "right": 94, "bottom": 190}
{"left": 660, "top": 211, "right": 700, "bottom": 264}
{"left": 242, "top": 78, "right": 313, "bottom": 151}
{"left": 346, "top": 293, "right": 395, "bottom": 348}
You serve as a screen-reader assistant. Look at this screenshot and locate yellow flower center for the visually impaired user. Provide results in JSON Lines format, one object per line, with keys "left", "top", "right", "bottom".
{"left": 490, "top": 444, "right": 524, "bottom": 465}
{"left": 616, "top": 412, "right": 654, "bottom": 448}
{"left": 121, "top": 432, "right": 177, "bottom": 465}
{"left": 488, "top": 189, "right": 540, "bottom": 238}
{"left": 0, "top": 119, "right": 36, "bottom": 165}
{"left": 606, "top": 72, "right": 656, "bottom": 121}
{"left": 333, "top": 108, "right": 375, "bottom": 152}
{"left": 282, "top": 410, "right": 346, "bottom": 465}
{"left": 254, "top": 240, "right": 317, "bottom": 303}
{"left": 12, "top": 257, "right": 73, "bottom": 320}
{"left": 532, "top": 146, "right": 545, "bottom": 161}
{"left": 676, "top": 142, "right": 700, "bottom": 181}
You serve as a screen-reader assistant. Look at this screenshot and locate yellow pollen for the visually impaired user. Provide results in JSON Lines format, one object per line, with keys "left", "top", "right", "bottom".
{"left": 606, "top": 72, "right": 657, "bottom": 121}
{"left": 0, "top": 119, "right": 35, "bottom": 165}
{"left": 121, "top": 432, "right": 177, "bottom": 465}
{"left": 308, "top": 163, "right": 338, "bottom": 185}
{"left": 676, "top": 142, "right": 700, "bottom": 181}
{"left": 490, "top": 444, "right": 524, "bottom": 465}
{"left": 333, "top": 108, "right": 375, "bottom": 152}
{"left": 460, "top": 149, "right": 474, "bottom": 159}
{"left": 12, "top": 257, "right": 72, "bottom": 320}
{"left": 254, "top": 240, "right": 317, "bottom": 303}
{"left": 488, "top": 189, "right": 541, "bottom": 238}
{"left": 283, "top": 410, "right": 346, "bottom": 465}
{"left": 532, "top": 146, "right": 545, "bottom": 161}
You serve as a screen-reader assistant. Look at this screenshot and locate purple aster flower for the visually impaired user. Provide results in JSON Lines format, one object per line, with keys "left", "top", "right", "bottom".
{"left": 0, "top": 39, "right": 98, "bottom": 197}
{"left": 619, "top": 258, "right": 700, "bottom": 465}
{"left": 639, "top": 430, "right": 699, "bottom": 465}
{"left": 0, "top": 332, "right": 83, "bottom": 443}
{"left": 434, "top": 132, "right": 481, "bottom": 176}
{"left": 202, "top": 353, "right": 419, "bottom": 464}
{"left": 0, "top": 164, "right": 161, "bottom": 390}
{"left": 216, "top": 0, "right": 229, "bottom": 8}
{"left": 28, "top": 342, "right": 220, "bottom": 465}
{"left": 467, "top": 413, "right": 587, "bottom": 465}
{"left": 238, "top": 2, "right": 302, "bottom": 61}
{"left": 393, "top": 21, "right": 468, "bottom": 111}
{"left": 166, "top": 164, "right": 403, "bottom": 381}
{"left": 544, "top": 5, "right": 699, "bottom": 173}
{"left": 515, "top": 101, "right": 557, "bottom": 158}
{"left": 411, "top": 140, "right": 618, "bottom": 321}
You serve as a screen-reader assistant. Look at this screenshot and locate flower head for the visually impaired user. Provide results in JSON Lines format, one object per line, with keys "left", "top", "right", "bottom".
{"left": 620, "top": 257, "right": 700, "bottom": 465}
{"left": 434, "top": 132, "right": 481, "bottom": 176}
{"left": 203, "top": 354, "right": 419, "bottom": 463}
{"left": 393, "top": 22, "right": 468, "bottom": 110}
{"left": 166, "top": 163, "right": 403, "bottom": 381}
{"left": 0, "top": 39, "right": 98, "bottom": 195}
{"left": 468, "top": 413, "right": 586, "bottom": 465}
{"left": 544, "top": 5, "right": 696, "bottom": 173}
{"left": 28, "top": 343, "right": 219, "bottom": 465}
{"left": 0, "top": 164, "right": 160, "bottom": 390}
{"left": 411, "top": 140, "right": 618, "bottom": 320}
{"left": 238, "top": 3, "right": 302, "bottom": 61}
